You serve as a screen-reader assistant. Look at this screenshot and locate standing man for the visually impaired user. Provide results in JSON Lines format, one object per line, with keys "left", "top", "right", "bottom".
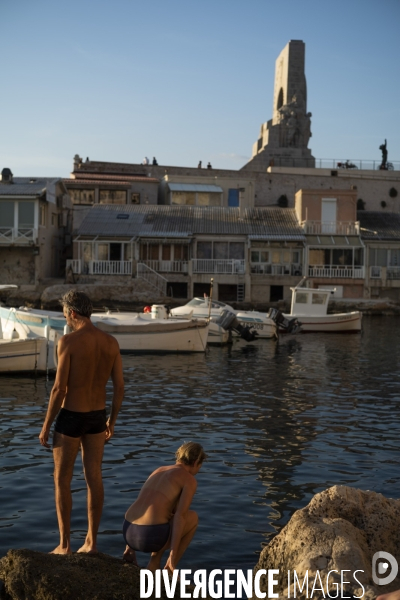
{"left": 39, "top": 290, "right": 124, "bottom": 555}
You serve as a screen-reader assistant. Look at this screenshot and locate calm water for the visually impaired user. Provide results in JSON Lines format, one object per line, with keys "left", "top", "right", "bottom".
{"left": 1, "top": 316, "right": 400, "bottom": 573}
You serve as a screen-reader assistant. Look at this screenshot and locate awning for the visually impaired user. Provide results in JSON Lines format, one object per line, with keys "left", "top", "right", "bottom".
{"left": 248, "top": 234, "right": 306, "bottom": 242}
{"left": 307, "top": 235, "right": 364, "bottom": 247}
{"left": 138, "top": 236, "right": 192, "bottom": 244}
{"left": 168, "top": 183, "right": 223, "bottom": 193}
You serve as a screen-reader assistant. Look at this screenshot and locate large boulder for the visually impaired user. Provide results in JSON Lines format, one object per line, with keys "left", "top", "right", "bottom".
{"left": 0, "top": 549, "right": 194, "bottom": 600}
{"left": 251, "top": 485, "right": 400, "bottom": 599}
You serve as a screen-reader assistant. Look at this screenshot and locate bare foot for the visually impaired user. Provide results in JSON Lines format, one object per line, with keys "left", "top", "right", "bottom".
{"left": 50, "top": 545, "right": 72, "bottom": 555}
{"left": 77, "top": 543, "right": 98, "bottom": 554}
{"left": 122, "top": 546, "right": 138, "bottom": 566}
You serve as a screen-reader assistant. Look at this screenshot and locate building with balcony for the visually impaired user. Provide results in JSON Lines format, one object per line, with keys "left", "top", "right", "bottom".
{"left": 295, "top": 189, "right": 365, "bottom": 298}
{"left": 358, "top": 211, "right": 400, "bottom": 300}
{"left": 69, "top": 204, "right": 306, "bottom": 303}
{"left": 0, "top": 168, "right": 71, "bottom": 286}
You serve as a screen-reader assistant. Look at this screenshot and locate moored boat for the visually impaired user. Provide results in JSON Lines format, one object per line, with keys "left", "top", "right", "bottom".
{"left": 282, "top": 283, "right": 362, "bottom": 333}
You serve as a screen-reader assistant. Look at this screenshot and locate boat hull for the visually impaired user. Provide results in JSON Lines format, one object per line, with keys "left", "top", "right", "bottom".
{"left": 282, "top": 311, "right": 362, "bottom": 333}
{"left": 0, "top": 338, "right": 48, "bottom": 373}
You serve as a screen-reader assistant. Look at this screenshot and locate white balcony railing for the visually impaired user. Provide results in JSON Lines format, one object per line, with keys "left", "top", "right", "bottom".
{"left": 302, "top": 221, "right": 360, "bottom": 235}
{"left": 66, "top": 259, "right": 82, "bottom": 274}
{"left": 88, "top": 260, "right": 132, "bottom": 275}
{"left": 192, "top": 259, "right": 245, "bottom": 274}
{"left": 141, "top": 260, "right": 188, "bottom": 273}
{"left": 251, "top": 263, "right": 303, "bottom": 276}
{"left": 387, "top": 267, "right": 400, "bottom": 280}
{"left": 0, "top": 227, "right": 38, "bottom": 244}
{"left": 308, "top": 265, "right": 364, "bottom": 279}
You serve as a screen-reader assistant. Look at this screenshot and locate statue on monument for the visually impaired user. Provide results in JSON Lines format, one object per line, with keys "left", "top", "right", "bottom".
{"left": 277, "top": 93, "right": 311, "bottom": 148}
{"left": 379, "top": 139, "right": 388, "bottom": 170}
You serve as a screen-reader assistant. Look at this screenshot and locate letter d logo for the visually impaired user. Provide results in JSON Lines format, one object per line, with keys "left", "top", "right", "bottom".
{"left": 372, "top": 551, "right": 398, "bottom": 586}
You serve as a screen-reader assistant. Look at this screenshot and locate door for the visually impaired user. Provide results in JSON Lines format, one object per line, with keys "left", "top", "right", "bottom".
{"left": 321, "top": 198, "right": 337, "bottom": 233}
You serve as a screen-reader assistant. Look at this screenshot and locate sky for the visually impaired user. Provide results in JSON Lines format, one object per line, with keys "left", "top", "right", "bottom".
{"left": 1, "top": 0, "right": 400, "bottom": 177}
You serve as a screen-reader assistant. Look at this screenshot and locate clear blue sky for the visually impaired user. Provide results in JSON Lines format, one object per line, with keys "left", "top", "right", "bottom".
{"left": 1, "top": 0, "right": 399, "bottom": 176}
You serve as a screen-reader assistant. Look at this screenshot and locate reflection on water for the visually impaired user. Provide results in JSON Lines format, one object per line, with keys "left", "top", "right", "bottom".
{"left": 1, "top": 316, "right": 400, "bottom": 572}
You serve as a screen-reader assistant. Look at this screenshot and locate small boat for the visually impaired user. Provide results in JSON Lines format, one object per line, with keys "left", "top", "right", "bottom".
{"left": 0, "top": 309, "right": 60, "bottom": 373}
{"left": 93, "top": 314, "right": 209, "bottom": 353}
{"left": 170, "top": 298, "right": 278, "bottom": 339}
{"left": 0, "top": 305, "right": 210, "bottom": 353}
{"left": 282, "top": 282, "right": 362, "bottom": 333}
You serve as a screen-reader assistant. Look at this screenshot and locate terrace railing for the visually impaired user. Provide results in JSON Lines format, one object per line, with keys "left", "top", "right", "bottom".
{"left": 66, "top": 259, "right": 82, "bottom": 274}
{"left": 303, "top": 221, "right": 360, "bottom": 235}
{"left": 192, "top": 259, "right": 245, "bottom": 274}
{"left": 0, "top": 227, "right": 38, "bottom": 244}
{"left": 308, "top": 265, "right": 365, "bottom": 279}
{"left": 88, "top": 260, "right": 132, "bottom": 275}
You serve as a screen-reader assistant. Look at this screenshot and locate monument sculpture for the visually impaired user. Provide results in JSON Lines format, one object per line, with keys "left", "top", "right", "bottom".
{"left": 242, "top": 40, "right": 315, "bottom": 171}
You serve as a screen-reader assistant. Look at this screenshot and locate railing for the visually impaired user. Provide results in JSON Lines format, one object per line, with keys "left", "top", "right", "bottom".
{"left": 137, "top": 262, "right": 168, "bottom": 295}
{"left": 66, "top": 259, "right": 82, "bottom": 274}
{"left": 0, "top": 227, "right": 38, "bottom": 244}
{"left": 251, "top": 263, "right": 302, "bottom": 276}
{"left": 370, "top": 266, "right": 382, "bottom": 279}
{"left": 303, "top": 221, "right": 360, "bottom": 235}
{"left": 192, "top": 259, "right": 245, "bottom": 274}
{"left": 268, "top": 158, "right": 400, "bottom": 170}
{"left": 88, "top": 260, "right": 132, "bottom": 275}
{"left": 387, "top": 267, "right": 400, "bottom": 280}
{"left": 308, "top": 265, "right": 365, "bottom": 279}
{"left": 141, "top": 260, "right": 188, "bottom": 273}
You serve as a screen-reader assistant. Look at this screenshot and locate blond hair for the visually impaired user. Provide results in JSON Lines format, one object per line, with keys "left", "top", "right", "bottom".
{"left": 175, "top": 442, "right": 207, "bottom": 466}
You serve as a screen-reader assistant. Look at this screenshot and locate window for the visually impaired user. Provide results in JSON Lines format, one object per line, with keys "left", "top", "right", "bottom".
{"left": 51, "top": 213, "right": 57, "bottom": 227}
{"left": 99, "top": 190, "right": 127, "bottom": 204}
{"left": 131, "top": 193, "right": 140, "bottom": 204}
{"left": 83, "top": 242, "right": 92, "bottom": 262}
{"left": 70, "top": 189, "right": 95, "bottom": 204}
{"left": 296, "top": 293, "right": 308, "bottom": 304}
{"left": 171, "top": 191, "right": 221, "bottom": 206}
{"left": 97, "top": 244, "right": 109, "bottom": 260}
{"left": 0, "top": 201, "right": 14, "bottom": 227}
{"left": 162, "top": 245, "right": 171, "bottom": 260}
{"left": 214, "top": 242, "right": 229, "bottom": 260}
{"left": 18, "top": 202, "right": 35, "bottom": 228}
{"left": 174, "top": 244, "right": 188, "bottom": 261}
{"left": 197, "top": 242, "right": 212, "bottom": 259}
{"left": 230, "top": 243, "right": 245, "bottom": 260}
{"left": 312, "top": 293, "right": 326, "bottom": 305}
{"left": 389, "top": 250, "right": 400, "bottom": 267}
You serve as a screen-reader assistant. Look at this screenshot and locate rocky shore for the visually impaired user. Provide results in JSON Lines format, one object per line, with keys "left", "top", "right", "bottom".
{"left": 1, "top": 486, "right": 399, "bottom": 599}
{"left": 1, "top": 283, "right": 400, "bottom": 315}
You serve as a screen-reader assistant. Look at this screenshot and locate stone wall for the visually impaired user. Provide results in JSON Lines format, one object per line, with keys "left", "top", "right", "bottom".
{"left": 0, "top": 247, "right": 36, "bottom": 285}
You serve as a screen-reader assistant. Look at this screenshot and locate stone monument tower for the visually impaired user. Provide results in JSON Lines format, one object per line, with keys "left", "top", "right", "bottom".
{"left": 242, "top": 40, "right": 315, "bottom": 171}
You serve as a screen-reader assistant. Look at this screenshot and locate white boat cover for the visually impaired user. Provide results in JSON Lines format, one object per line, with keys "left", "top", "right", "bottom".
{"left": 95, "top": 316, "right": 207, "bottom": 334}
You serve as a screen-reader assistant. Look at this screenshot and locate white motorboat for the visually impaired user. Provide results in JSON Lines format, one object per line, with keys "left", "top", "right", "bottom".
{"left": 282, "top": 284, "right": 362, "bottom": 333}
{"left": 170, "top": 298, "right": 278, "bottom": 339}
{"left": 0, "top": 309, "right": 60, "bottom": 373}
{"left": 90, "top": 312, "right": 209, "bottom": 353}
{"left": 0, "top": 305, "right": 210, "bottom": 353}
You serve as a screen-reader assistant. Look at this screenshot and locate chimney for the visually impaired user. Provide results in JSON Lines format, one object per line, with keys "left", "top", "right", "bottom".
{"left": 0, "top": 168, "right": 13, "bottom": 183}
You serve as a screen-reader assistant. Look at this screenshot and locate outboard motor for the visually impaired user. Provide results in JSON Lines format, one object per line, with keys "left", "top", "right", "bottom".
{"left": 267, "top": 308, "right": 301, "bottom": 334}
{"left": 214, "top": 310, "right": 258, "bottom": 342}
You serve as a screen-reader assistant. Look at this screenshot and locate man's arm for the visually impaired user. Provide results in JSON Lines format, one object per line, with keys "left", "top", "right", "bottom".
{"left": 39, "top": 336, "right": 70, "bottom": 448}
{"left": 106, "top": 345, "right": 124, "bottom": 441}
{"left": 164, "top": 476, "right": 197, "bottom": 572}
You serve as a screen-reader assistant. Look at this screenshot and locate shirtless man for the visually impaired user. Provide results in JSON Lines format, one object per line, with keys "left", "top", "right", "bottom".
{"left": 39, "top": 290, "right": 124, "bottom": 555}
{"left": 123, "top": 442, "right": 206, "bottom": 573}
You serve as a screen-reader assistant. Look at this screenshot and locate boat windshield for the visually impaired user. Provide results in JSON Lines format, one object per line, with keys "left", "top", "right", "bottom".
{"left": 186, "top": 298, "right": 228, "bottom": 309}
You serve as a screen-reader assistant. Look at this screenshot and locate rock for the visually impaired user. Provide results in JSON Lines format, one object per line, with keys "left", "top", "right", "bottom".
{"left": 251, "top": 485, "right": 400, "bottom": 599}
{"left": 0, "top": 549, "right": 197, "bottom": 599}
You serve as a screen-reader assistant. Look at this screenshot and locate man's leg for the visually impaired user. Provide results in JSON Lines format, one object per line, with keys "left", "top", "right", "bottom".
{"left": 77, "top": 431, "right": 105, "bottom": 553}
{"left": 147, "top": 510, "right": 198, "bottom": 572}
{"left": 52, "top": 432, "right": 81, "bottom": 554}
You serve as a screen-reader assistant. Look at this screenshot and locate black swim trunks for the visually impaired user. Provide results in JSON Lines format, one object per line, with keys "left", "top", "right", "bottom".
{"left": 54, "top": 408, "right": 107, "bottom": 438}
{"left": 123, "top": 519, "right": 171, "bottom": 553}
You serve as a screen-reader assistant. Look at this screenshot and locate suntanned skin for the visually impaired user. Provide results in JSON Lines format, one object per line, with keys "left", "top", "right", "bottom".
{"left": 39, "top": 307, "right": 124, "bottom": 555}
{"left": 377, "top": 593, "right": 400, "bottom": 600}
{"left": 123, "top": 460, "right": 201, "bottom": 573}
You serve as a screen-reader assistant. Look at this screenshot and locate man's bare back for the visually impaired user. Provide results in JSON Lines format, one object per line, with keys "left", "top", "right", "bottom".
{"left": 60, "top": 325, "right": 121, "bottom": 413}
{"left": 125, "top": 464, "right": 197, "bottom": 526}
